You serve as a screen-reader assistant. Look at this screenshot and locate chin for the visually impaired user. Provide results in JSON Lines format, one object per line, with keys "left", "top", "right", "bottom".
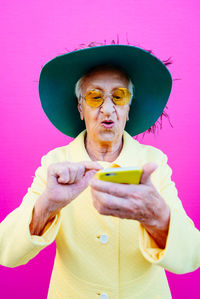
{"left": 97, "top": 130, "right": 117, "bottom": 142}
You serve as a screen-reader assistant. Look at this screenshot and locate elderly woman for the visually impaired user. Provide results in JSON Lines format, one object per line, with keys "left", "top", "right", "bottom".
{"left": 0, "top": 44, "right": 200, "bottom": 299}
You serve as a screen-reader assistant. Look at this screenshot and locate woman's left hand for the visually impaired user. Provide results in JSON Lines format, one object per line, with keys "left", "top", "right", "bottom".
{"left": 89, "top": 163, "right": 170, "bottom": 248}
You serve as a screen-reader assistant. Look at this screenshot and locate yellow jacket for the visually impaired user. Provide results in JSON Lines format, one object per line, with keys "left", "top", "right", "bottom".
{"left": 1, "top": 130, "right": 200, "bottom": 299}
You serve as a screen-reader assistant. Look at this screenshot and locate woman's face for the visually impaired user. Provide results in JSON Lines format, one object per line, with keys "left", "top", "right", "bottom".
{"left": 77, "top": 68, "right": 130, "bottom": 146}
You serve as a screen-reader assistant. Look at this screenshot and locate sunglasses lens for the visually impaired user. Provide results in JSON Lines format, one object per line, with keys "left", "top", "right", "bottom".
{"left": 112, "top": 88, "right": 132, "bottom": 105}
{"left": 84, "top": 88, "right": 132, "bottom": 107}
{"left": 85, "top": 90, "right": 103, "bottom": 107}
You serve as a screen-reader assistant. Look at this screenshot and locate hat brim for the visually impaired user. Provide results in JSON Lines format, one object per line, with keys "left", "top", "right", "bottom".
{"left": 39, "top": 45, "right": 172, "bottom": 137}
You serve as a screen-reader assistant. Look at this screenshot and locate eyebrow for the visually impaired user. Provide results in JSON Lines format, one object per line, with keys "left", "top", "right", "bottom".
{"left": 86, "top": 85, "right": 126, "bottom": 92}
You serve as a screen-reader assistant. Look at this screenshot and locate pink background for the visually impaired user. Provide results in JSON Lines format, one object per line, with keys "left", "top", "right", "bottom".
{"left": 0, "top": 0, "right": 200, "bottom": 298}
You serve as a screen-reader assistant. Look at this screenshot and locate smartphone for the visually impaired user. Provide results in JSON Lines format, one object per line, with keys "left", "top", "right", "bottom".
{"left": 95, "top": 167, "right": 143, "bottom": 184}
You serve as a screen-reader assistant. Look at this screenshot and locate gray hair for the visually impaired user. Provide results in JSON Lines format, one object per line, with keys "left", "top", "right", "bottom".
{"left": 75, "top": 71, "right": 135, "bottom": 106}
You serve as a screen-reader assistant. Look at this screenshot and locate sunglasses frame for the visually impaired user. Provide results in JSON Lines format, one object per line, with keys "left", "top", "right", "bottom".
{"left": 80, "top": 87, "right": 132, "bottom": 108}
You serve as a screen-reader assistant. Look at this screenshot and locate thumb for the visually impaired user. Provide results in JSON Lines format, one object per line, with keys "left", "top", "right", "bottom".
{"left": 140, "top": 162, "right": 158, "bottom": 185}
{"left": 71, "top": 170, "right": 98, "bottom": 200}
{"left": 78, "top": 169, "right": 98, "bottom": 190}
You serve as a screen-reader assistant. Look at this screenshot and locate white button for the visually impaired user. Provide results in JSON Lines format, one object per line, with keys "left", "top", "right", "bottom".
{"left": 100, "top": 234, "right": 108, "bottom": 244}
{"left": 100, "top": 293, "right": 109, "bottom": 299}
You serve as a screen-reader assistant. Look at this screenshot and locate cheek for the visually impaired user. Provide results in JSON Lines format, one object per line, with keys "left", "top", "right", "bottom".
{"left": 83, "top": 109, "right": 99, "bottom": 128}
{"left": 116, "top": 107, "right": 129, "bottom": 123}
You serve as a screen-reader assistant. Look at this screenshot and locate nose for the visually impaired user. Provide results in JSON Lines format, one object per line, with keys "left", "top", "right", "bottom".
{"left": 100, "top": 96, "right": 115, "bottom": 115}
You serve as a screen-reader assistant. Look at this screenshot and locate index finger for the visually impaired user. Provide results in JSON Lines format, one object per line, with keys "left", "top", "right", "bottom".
{"left": 81, "top": 161, "right": 103, "bottom": 171}
{"left": 89, "top": 177, "right": 140, "bottom": 198}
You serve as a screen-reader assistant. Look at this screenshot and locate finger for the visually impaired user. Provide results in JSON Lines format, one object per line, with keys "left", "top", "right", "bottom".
{"left": 57, "top": 169, "right": 70, "bottom": 184}
{"left": 48, "top": 164, "right": 70, "bottom": 185}
{"left": 74, "top": 164, "right": 85, "bottom": 182}
{"left": 98, "top": 208, "right": 134, "bottom": 219}
{"left": 92, "top": 194, "right": 134, "bottom": 219}
{"left": 70, "top": 170, "right": 97, "bottom": 200}
{"left": 83, "top": 169, "right": 98, "bottom": 183}
{"left": 91, "top": 188, "right": 133, "bottom": 212}
{"left": 140, "top": 162, "right": 158, "bottom": 185}
{"left": 68, "top": 165, "right": 79, "bottom": 184}
{"left": 76, "top": 169, "right": 97, "bottom": 190}
{"left": 81, "top": 161, "right": 103, "bottom": 171}
{"left": 91, "top": 189, "right": 148, "bottom": 221}
{"left": 89, "top": 178, "right": 139, "bottom": 198}
{"left": 91, "top": 188, "right": 115, "bottom": 216}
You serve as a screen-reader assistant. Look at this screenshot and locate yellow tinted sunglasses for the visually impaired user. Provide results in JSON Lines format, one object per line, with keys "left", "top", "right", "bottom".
{"left": 81, "top": 87, "right": 132, "bottom": 108}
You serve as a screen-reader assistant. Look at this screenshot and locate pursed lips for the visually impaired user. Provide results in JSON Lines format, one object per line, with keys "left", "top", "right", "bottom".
{"left": 101, "top": 119, "right": 115, "bottom": 128}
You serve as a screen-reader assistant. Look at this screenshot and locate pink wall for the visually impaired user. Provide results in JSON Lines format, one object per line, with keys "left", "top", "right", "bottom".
{"left": 0, "top": 0, "right": 200, "bottom": 298}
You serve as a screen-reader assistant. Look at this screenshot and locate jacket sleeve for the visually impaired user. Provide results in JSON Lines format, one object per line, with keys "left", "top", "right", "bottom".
{"left": 138, "top": 153, "right": 200, "bottom": 274}
{"left": 0, "top": 153, "right": 62, "bottom": 268}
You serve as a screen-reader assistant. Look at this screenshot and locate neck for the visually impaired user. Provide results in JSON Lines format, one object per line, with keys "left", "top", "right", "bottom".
{"left": 85, "top": 134, "right": 123, "bottom": 162}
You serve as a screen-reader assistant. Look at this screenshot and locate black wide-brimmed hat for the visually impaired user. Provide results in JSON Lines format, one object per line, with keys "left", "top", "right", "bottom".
{"left": 39, "top": 44, "right": 172, "bottom": 137}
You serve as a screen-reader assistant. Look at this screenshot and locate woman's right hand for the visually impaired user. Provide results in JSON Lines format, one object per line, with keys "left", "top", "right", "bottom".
{"left": 29, "top": 161, "right": 102, "bottom": 235}
{"left": 45, "top": 161, "right": 102, "bottom": 212}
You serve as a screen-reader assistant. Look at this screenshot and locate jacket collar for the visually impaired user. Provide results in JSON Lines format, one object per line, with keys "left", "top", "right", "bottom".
{"left": 67, "top": 130, "right": 142, "bottom": 168}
